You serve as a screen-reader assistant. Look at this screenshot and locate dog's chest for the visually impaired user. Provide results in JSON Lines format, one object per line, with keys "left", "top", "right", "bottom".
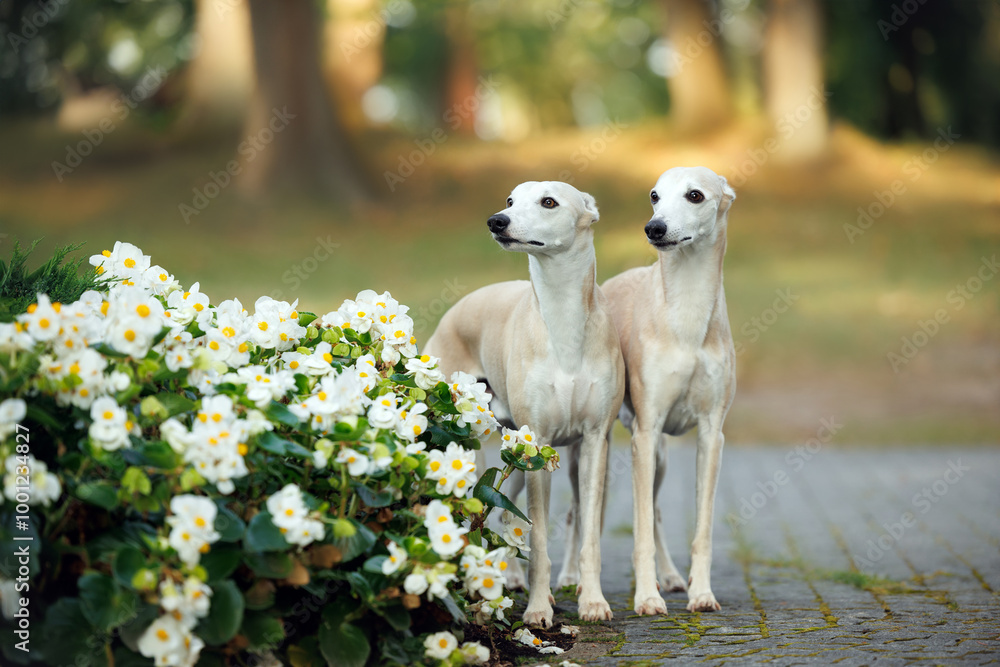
{"left": 643, "top": 346, "right": 729, "bottom": 436}
{"left": 516, "top": 359, "right": 613, "bottom": 442}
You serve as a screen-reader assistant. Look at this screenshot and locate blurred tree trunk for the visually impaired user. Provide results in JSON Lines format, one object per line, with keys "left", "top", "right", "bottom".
{"left": 762, "top": 0, "right": 828, "bottom": 160}
{"left": 443, "top": 5, "right": 480, "bottom": 136}
{"left": 239, "top": 0, "right": 371, "bottom": 202}
{"left": 324, "top": 0, "right": 386, "bottom": 130}
{"left": 182, "top": 0, "right": 255, "bottom": 128}
{"left": 662, "top": 0, "right": 732, "bottom": 131}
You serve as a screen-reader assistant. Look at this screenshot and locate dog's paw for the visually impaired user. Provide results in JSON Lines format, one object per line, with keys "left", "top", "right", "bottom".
{"left": 634, "top": 593, "right": 667, "bottom": 616}
{"left": 686, "top": 590, "right": 721, "bottom": 612}
{"left": 522, "top": 605, "right": 554, "bottom": 628}
{"left": 658, "top": 572, "right": 687, "bottom": 593}
{"left": 578, "top": 596, "right": 613, "bottom": 622}
{"left": 556, "top": 571, "right": 580, "bottom": 590}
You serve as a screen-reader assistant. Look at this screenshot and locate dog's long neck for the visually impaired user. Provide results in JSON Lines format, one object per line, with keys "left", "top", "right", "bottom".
{"left": 527, "top": 230, "right": 596, "bottom": 369}
{"left": 656, "top": 221, "right": 727, "bottom": 347}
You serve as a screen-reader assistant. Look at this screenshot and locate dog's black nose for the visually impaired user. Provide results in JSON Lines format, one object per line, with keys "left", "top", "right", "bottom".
{"left": 645, "top": 219, "right": 667, "bottom": 241}
{"left": 487, "top": 214, "right": 510, "bottom": 234}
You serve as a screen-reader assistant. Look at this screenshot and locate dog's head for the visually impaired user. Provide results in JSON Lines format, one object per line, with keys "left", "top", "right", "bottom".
{"left": 487, "top": 181, "right": 599, "bottom": 254}
{"left": 645, "top": 167, "right": 735, "bottom": 251}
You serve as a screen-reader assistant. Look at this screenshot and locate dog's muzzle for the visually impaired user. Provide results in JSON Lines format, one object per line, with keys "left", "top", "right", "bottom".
{"left": 645, "top": 219, "right": 667, "bottom": 241}
{"left": 487, "top": 214, "right": 510, "bottom": 234}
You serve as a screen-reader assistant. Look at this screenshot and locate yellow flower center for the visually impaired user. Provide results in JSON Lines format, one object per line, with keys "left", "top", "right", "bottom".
{"left": 124, "top": 258, "right": 136, "bottom": 268}
{"left": 199, "top": 543, "right": 210, "bottom": 553}
{"left": 222, "top": 326, "right": 235, "bottom": 337}
{"left": 258, "top": 321, "right": 268, "bottom": 331}
{"left": 413, "top": 425, "right": 422, "bottom": 435}
{"left": 451, "top": 460, "right": 463, "bottom": 470}
{"left": 429, "top": 461, "right": 440, "bottom": 472}
{"left": 318, "top": 391, "right": 328, "bottom": 401}
{"left": 483, "top": 577, "right": 494, "bottom": 588}
{"left": 101, "top": 302, "right": 109, "bottom": 316}
{"left": 439, "top": 638, "right": 448, "bottom": 649}
{"left": 124, "top": 329, "right": 136, "bottom": 342}
{"left": 323, "top": 353, "right": 333, "bottom": 363}
{"left": 394, "top": 330, "right": 405, "bottom": 338}
{"left": 285, "top": 508, "right": 294, "bottom": 516}
{"left": 209, "top": 341, "right": 220, "bottom": 350}
{"left": 238, "top": 342, "right": 249, "bottom": 353}
{"left": 514, "top": 527, "right": 523, "bottom": 536}
{"left": 156, "top": 629, "right": 169, "bottom": 641}
{"left": 38, "top": 318, "right": 50, "bottom": 329}
{"left": 438, "top": 516, "right": 447, "bottom": 523}
{"left": 442, "top": 534, "right": 451, "bottom": 543}
{"left": 136, "top": 304, "right": 150, "bottom": 317}
{"left": 290, "top": 360, "right": 299, "bottom": 369}
{"left": 102, "top": 250, "right": 111, "bottom": 257}
{"left": 420, "top": 355, "right": 430, "bottom": 363}
{"left": 103, "top": 410, "right": 113, "bottom": 420}
{"left": 238, "top": 443, "right": 248, "bottom": 455}
{"left": 193, "top": 303, "right": 204, "bottom": 312}
{"left": 195, "top": 517, "right": 207, "bottom": 527}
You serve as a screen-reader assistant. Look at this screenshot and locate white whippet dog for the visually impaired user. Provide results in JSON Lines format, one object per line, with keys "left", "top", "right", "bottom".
{"left": 602, "top": 166, "right": 736, "bottom": 615}
{"left": 423, "top": 181, "right": 624, "bottom": 626}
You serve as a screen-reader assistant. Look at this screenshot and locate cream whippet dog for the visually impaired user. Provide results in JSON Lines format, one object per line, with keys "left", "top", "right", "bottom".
{"left": 602, "top": 166, "right": 736, "bottom": 615}
{"left": 423, "top": 181, "right": 624, "bottom": 626}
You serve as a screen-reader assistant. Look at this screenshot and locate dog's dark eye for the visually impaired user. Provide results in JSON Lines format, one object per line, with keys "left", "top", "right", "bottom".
{"left": 650, "top": 191, "right": 659, "bottom": 204}
{"left": 541, "top": 197, "right": 558, "bottom": 209}
{"left": 686, "top": 190, "right": 705, "bottom": 203}
{"left": 506, "top": 197, "right": 513, "bottom": 207}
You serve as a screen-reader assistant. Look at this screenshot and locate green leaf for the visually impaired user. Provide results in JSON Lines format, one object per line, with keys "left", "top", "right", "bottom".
{"left": 375, "top": 602, "right": 411, "bottom": 631}
{"left": 297, "top": 311, "right": 317, "bottom": 327}
{"left": 113, "top": 546, "right": 146, "bottom": 589}
{"left": 244, "top": 512, "right": 290, "bottom": 552}
{"left": 90, "top": 341, "right": 129, "bottom": 358}
{"left": 244, "top": 551, "right": 294, "bottom": 578}
{"left": 326, "top": 418, "right": 369, "bottom": 442}
{"left": 197, "top": 581, "right": 245, "bottom": 646}
{"left": 441, "top": 593, "right": 466, "bottom": 625}
{"left": 334, "top": 519, "right": 377, "bottom": 563}
{"left": 362, "top": 555, "right": 388, "bottom": 574}
{"left": 256, "top": 431, "right": 312, "bottom": 459}
{"left": 319, "top": 607, "right": 370, "bottom": 667}
{"left": 265, "top": 400, "right": 301, "bottom": 427}
{"left": 214, "top": 503, "right": 246, "bottom": 542}
{"left": 75, "top": 481, "right": 119, "bottom": 510}
{"left": 155, "top": 391, "right": 196, "bottom": 416}
{"left": 79, "top": 572, "right": 139, "bottom": 632}
{"left": 201, "top": 545, "right": 243, "bottom": 583}
{"left": 241, "top": 611, "right": 286, "bottom": 651}
{"left": 288, "top": 637, "right": 326, "bottom": 667}
{"left": 351, "top": 482, "right": 393, "bottom": 508}
{"left": 474, "top": 468, "right": 529, "bottom": 523}
{"left": 40, "top": 598, "right": 98, "bottom": 665}
{"left": 125, "top": 440, "right": 179, "bottom": 469}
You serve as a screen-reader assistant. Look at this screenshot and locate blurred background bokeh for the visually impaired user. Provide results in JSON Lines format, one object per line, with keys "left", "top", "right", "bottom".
{"left": 1, "top": 0, "right": 997, "bottom": 445}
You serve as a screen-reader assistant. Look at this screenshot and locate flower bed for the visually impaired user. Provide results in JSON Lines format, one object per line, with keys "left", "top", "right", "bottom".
{"left": 0, "top": 242, "right": 561, "bottom": 666}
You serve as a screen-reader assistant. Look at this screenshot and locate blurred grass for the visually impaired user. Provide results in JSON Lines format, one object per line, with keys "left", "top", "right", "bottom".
{"left": 1, "top": 118, "right": 997, "bottom": 444}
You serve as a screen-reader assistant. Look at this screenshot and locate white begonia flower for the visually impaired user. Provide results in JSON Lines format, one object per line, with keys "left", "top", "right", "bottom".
{"left": 403, "top": 572, "right": 429, "bottom": 596}
{"left": 166, "top": 282, "right": 210, "bottom": 327}
{"left": 137, "top": 613, "right": 204, "bottom": 667}
{"left": 250, "top": 296, "right": 305, "bottom": 351}
{"left": 460, "top": 641, "right": 490, "bottom": 665}
{"left": 423, "top": 499, "right": 454, "bottom": 530}
{"left": 459, "top": 545, "right": 487, "bottom": 578}
{"left": 88, "top": 396, "right": 132, "bottom": 451}
{"left": 426, "top": 569, "right": 457, "bottom": 600}
{"left": 382, "top": 540, "right": 408, "bottom": 575}
{"left": 354, "top": 353, "right": 379, "bottom": 392}
{"left": 18, "top": 293, "right": 64, "bottom": 343}
{"left": 142, "top": 264, "right": 181, "bottom": 296}
{"left": 266, "top": 484, "right": 309, "bottom": 530}
{"left": 468, "top": 566, "right": 505, "bottom": 601}
{"left": 425, "top": 442, "right": 477, "bottom": 498}
{"left": 107, "top": 285, "right": 167, "bottom": 338}
{"left": 501, "top": 510, "right": 530, "bottom": 552}
{"left": 159, "top": 577, "right": 212, "bottom": 630}
{"left": 514, "top": 627, "right": 541, "bottom": 647}
{"left": 0, "top": 398, "right": 27, "bottom": 441}
{"left": 0, "top": 322, "right": 34, "bottom": 354}
{"left": 304, "top": 371, "right": 366, "bottom": 422}
{"left": 395, "top": 402, "right": 428, "bottom": 442}
{"left": 423, "top": 631, "right": 458, "bottom": 660}
{"left": 90, "top": 242, "right": 150, "bottom": 283}
{"left": 336, "top": 447, "right": 370, "bottom": 476}
{"left": 166, "top": 495, "right": 220, "bottom": 567}
{"left": 493, "top": 595, "right": 514, "bottom": 621}
{"left": 313, "top": 438, "right": 335, "bottom": 469}
{"left": 285, "top": 517, "right": 324, "bottom": 547}
{"left": 3, "top": 454, "right": 61, "bottom": 507}
{"left": 367, "top": 393, "right": 399, "bottom": 430}
{"left": 428, "top": 520, "right": 468, "bottom": 558}
{"left": 404, "top": 354, "right": 445, "bottom": 390}
{"left": 301, "top": 342, "right": 337, "bottom": 376}
{"left": 512, "top": 424, "right": 538, "bottom": 446}
{"left": 539, "top": 645, "right": 566, "bottom": 654}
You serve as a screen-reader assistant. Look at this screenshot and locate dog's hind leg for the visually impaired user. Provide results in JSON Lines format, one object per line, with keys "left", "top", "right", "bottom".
{"left": 556, "top": 441, "right": 581, "bottom": 589}
{"left": 654, "top": 438, "right": 686, "bottom": 592}
{"left": 687, "top": 414, "right": 725, "bottom": 612}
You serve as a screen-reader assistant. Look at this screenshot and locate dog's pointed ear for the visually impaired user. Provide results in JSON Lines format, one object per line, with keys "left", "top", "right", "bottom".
{"left": 717, "top": 176, "right": 736, "bottom": 216}
{"left": 581, "top": 192, "right": 600, "bottom": 225}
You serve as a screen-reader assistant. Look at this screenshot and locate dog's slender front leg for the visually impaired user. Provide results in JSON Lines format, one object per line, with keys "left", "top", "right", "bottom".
{"left": 575, "top": 430, "right": 612, "bottom": 621}
{"left": 654, "top": 440, "right": 686, "bottom": 592}
{"left": 688, "top": 417, "right": 724, "bottom": 612}
{"left": 632, "top": 427, "right": 667, "bottom": 615}
{"left": 523, "top": 469, "right": 554, "bottom": 627}
{"left": 556, "top": 441, "right": 581, "bottom": 589}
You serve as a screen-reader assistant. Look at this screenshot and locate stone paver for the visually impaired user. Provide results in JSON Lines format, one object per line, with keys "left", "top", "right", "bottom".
{"left": 484, "top": 444, "right": 1000, "bottom": 665}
